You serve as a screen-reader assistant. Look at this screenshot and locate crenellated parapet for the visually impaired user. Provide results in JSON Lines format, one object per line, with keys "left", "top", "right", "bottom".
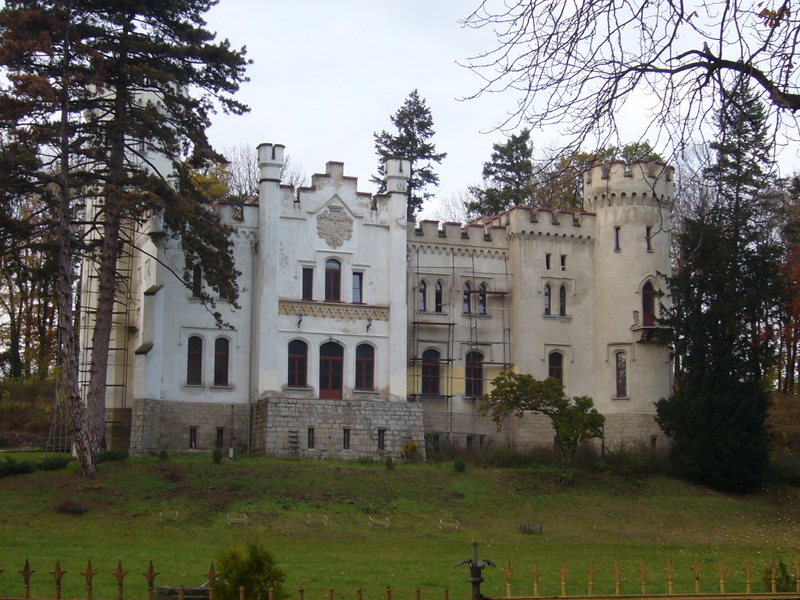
{"left": 582, "top": 160, "right": 674, "bottom": 212}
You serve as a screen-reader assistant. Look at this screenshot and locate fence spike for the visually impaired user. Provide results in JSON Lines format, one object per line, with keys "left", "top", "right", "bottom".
{"left": 770, "top": 558, "right": 778, "bottom": 594}
{"left": 113, "top": 560, "right": 128, "bottom": 600}
{"left": 530, "top": 560, "right": 541, "bottom": 598}
{"left": 637, "top": 560, "right": 649, "bottom": 595}
{"left": 612, "top": 560, "right": 623, "bottom": 596}
{"left": 718, "top": 559, "right": 727, "bottom": 594}
{"left": 558, "top": 561, "right": 569, "bottom": 597}
{"left": 50, "top": 559, "right": 66, "bottom": 600}
{"left": 665, "top": 559, "right": 676, "bottom": 596}
{"left": 206, "top": 563, "right": 216, "bottom": 600}
{"left": 144, "top": 561, "right": 159, "bottom": 600}
{"left": 503, "top": 559, "right": 514, "bottom": 598}
{"left": 691, "top": 559, "right": 701, "bottom": 594}
{"left": 586, "top": 560, "right": 598, "bottom": 597}
{"left": 82, "top": 559, "right": 97, "bottom": 600}
{"left": 743, "top": 560, "right": 753, "bottom": 594}
{"left": 795, "top": 557, "right": 800, "bottom": 594}
{"left": 19, "top": 558, "right": 35, "bottom": 600}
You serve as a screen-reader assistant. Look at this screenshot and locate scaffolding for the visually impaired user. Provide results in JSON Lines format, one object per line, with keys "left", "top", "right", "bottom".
{"left": 408, "top": 242, "right": 513, "bottom": 445}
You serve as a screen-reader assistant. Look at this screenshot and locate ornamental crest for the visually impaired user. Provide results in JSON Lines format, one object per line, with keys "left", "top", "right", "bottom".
{"left": 317, "top": 206, "right": 353, "bottom": 249}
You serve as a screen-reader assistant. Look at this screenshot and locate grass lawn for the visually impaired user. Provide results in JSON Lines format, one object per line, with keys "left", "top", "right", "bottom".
{"left": 1, "top": 454, "right": 799, "bottom": 600}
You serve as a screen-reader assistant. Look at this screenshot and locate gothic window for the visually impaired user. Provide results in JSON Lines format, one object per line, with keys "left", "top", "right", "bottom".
{"left": 213, "top": 337, "right": 229, "bottom": 387}
{"left": 355, "top": 344, "right": 375, "bottom": 391}
{"left": 643, "top": 281, "right": 656, "bottom": 326}
{"left": 187, "top": 336, "right": 202, "bottom": 385}
{"left": 435, "top": 281, "right": 444, "bottom": 313}
{"left": 418, "top": 281, "right": 427, "bottom": 312}
{"left": 319, "top": 341, "right": 344, "bottom": 399}
{"left": 462, "top": 283, "right": 471, "bottom": 314}
{"left": 421, "top": 349, "right": 441, "bottom": 395}
{"left": 287, "top": 340, "right": 308, "bottom": 388}
{"left": 559, "top": 285, "right": 567, "bottom": 317}
{"left": 548, "top": 352, "right": 563, "bottom": 385}
{"left": 544, "top": 284, "right": 552, "bottom": 315}
{"left": 478, "top": 284, "right": 487, "bottom": 315}
{"left": 325, "top": 259, "right": 341, "bottom": 302}
{"left": 465, "top": 351, "right": 483, "bottom": 398}
{"left": 615, "top": 352, "right": 628, "bottom": 398}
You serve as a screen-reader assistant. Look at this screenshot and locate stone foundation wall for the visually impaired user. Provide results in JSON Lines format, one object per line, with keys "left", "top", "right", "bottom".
{"left": 129, "top": 398, "right": 249, "bottom": 456}
{"left": 254, "top": 397, "right": 425, "bottom": 460}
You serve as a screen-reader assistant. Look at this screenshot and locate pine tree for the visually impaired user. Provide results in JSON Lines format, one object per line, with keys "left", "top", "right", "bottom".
{"left": 0, "top": 0, "right": 249, "bottom": 477}
{"left": 656, "top": 80, "right": 783, "bottom": 493}
{"left": 467, "top": 128, "right": 535, "bottom": 216}
{"left": 373, "top": 90, "right": 446, "bottom": 218}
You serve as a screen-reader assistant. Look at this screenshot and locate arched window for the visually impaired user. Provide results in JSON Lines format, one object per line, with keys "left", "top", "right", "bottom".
{"left": 548, "top": 352, "right": 563, "bottom": 385}
{"left": 463, "top": 283, "right": 471, "bottom": 314}
{"left": 325, "top": 259, "right": 341, "bottom": 302}
{"left": 319, "top": 341, "right": 344, "bottom": 399}
{"left": 418, "top": 281, "right": 427, "bottom": 312}
{"left": 435, "top": 281, "right": 444, "bottom": 313}
{"left": 615, "top": 352, "right": 627, "bottom": 397}
{"left": 288, "top": 340, "right": 308, "bottom": 388}
{"left": 421, "top": 349, "right": 441, "bottom": 395}
{"left": 478, "top": 284, "right": 487, "bottom": 315}
{"left": 642, "top": 281, "right": 656, "bottom": 326}
{"left": 465, "top": 351, "right": 483, "bottom": 398}
{"left": 187, "top": 336, "right": 203, "bottom": 385}
{"left": 544, "top": 284, "right": 552, "bottom": 315}
{"left": 213, "top": 338, "right": 229, "bottom": 387}
{"left": 559, "top": 285, "right": 567, "bottom": 316}
{"left": 355, "top": 344, "right": 375, "bottom": 391}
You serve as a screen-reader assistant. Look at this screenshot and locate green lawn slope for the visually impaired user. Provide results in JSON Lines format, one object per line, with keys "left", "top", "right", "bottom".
{"left": 1, "top": 455, "right": 799, "bottom": 600}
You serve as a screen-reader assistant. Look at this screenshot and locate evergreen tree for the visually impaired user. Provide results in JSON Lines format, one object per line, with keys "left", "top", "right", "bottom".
{"left": 0, "top": 0, "right": 248, "bottom": 477}
{"left": 373, "top": 90, "right": 446, "bottom": 218}
{"left": 467, "top": 128, "right": 535, "bottom": 216}
{"left": 656, "top": 80, "right": 783, "bottom": 493}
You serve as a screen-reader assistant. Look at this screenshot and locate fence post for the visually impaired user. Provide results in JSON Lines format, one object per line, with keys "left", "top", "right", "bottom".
{"left": 718, "top": 560, "right": 727, "bottom": 594}
{"left": 443, "top": 588, "right": 449, "bottom": 600}
{"left": 298, "top": 588, "right": 304, "bottom": 600}
{"left": 385, "top": 586, "right": 391, "bottom": 600}
{"left": 269, "top": 588, "right": 274, "bottom": 600}
{"left": 329, "top": 588, "right": 335, "bottom": 600}
{"left": 503, "top": 560, "right": 513, "bottom": 598}
{"left": 144, "top": 561, "right": 160, "bottom": 600}
{"left": 691, "top": 560, "right": 701, "bottom": 595}
{"left": 180, "top": 586, "right": 185, "bottom": 600}
{"left": 743, "top": 561, "right": 753, "bottom": 594}
{"left": 113, "top": 561, "right": 127, "bottom": 600}
{"left": 20, "top": 558, "right": 35, "bottom": 600}
{"left": 612, "top": 561, "right": 622, "bottom": 597}
{"left": 665, "top": 559, "right": 675, "bottom": 596}
{"left": 457, "top": 541, "right": 494, "bottom": 600}
{"left": 415, "top": 588, "right": 421, "bottom": 600}
{"left": 50, "top": 560, "right": 66, "bottom": 600}
{"left": 587, "top": 560, "right": 597, "bottom": 597}
{"left": 240, "top": 586, "right": 246, "bottom": 600}
{"left": 357, "top": 588, "right": 363, "bottom": 600}
{"left": 206, "top": 563, "right": 217, "bottom": 600}
{"left": 638, "top": 561, "right": 649, "bottom": 595}
{"left": 558, "top": 562, "right": 568, "bottom": 597}
{"left": 82, "top": 560, "right": 97, "bottom": 600}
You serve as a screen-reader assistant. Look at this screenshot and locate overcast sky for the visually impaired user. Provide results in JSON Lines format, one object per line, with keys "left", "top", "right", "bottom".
{"left": 204, "top": 0, "right": 799, "bottom": 215}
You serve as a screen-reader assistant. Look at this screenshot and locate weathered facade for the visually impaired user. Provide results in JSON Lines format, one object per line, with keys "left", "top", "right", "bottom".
{"left": 87, "top": 143, "right": 674, "bottom": 458}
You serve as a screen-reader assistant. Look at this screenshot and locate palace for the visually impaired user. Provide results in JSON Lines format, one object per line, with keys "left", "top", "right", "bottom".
{"left": 86, "top": 143, "right": 675, "bottom": 458}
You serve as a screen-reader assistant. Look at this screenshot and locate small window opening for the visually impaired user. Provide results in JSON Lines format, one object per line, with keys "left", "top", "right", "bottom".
{"left": 545, "top": 254, "right": 551, "bottom": 270}
{"left": 614, "top": 226, "right": 621, "bottom": 252}
{"left": 343, "top": 428, "right": 351, "bottom": 450}
{"left": 189, "top": 427, "right": 197, "bottom": 449}
{"left": 308, "top": 427, "right": 315, "bottom": 449}
{"left": 377, "top": 429, "right": 386, "bottom": 451}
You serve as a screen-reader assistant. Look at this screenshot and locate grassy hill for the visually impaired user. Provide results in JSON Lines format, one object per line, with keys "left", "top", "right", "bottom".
{"left": 1, "top": 454, "right": 800, "bottom": 600}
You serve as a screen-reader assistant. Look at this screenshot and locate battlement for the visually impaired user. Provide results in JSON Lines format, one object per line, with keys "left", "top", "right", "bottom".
{"left": 583, "top": 160, "right": 674, "bottom": 212}
{"left": 413, "top": 220, "right": 503, "bottom": 245}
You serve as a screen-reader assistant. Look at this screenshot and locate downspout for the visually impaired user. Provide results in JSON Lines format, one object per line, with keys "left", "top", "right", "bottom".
{"left": 247, "top": 237, "right": 258, "bottom": 453}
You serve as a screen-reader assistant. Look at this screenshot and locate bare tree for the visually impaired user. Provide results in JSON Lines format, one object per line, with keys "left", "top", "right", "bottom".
{"left": 462, "top": 1, "right": 800, "bottom": 155}
{"left": 423, "top": 189, "right": 476, "bottom": 224}
{"left": 223, "top": 144, "right": 307, "bottom": 199}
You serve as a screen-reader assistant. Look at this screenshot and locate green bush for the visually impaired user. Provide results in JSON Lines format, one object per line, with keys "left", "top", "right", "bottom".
{"left": 97, "top": 450, "right": 128, "bottom": 463}
{"left": 38, "top": 455, "right": 72, "bottom": 471}
{"left": 158, "top": 449, "right": 168, "bottom": 461}
{"left": 401, "top": 440, "right": 419, "bottom": 463}
{"left": 453, "top": 458, "right": 466, "bottom": 473}
{"left": 0, "top": 456, "right": 36, "bottom": 478}
{"left": 213, "top": 447, "right": 223, "bottom": 463}
{"left": 762, "top": 558, "right": 797, "bottom": 592}
{"left": 384, "top": 456, "right": 394, "bottom": 471}
{"left": 215, "top": 537, "right": 287, "bottom": 600}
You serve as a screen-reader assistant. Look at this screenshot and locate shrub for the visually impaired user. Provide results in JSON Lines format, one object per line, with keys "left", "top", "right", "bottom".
{"left": 97, "top": 450, "right": 128, "bottom": 463}
{"left": 55, "top": 498, "right": 89, "bottom": 515}
{"left": 384, "top": 456, "right": 394, "bottom": 471}
{"left": 38, "top": 455, "right": 72, "bottom": 471}
{"left": 215, "top": 537, "right": 287, "bottom": 600}
{"left": 158, "top": 449, "right": 168, "bottom": 461}
{"left": 401, "top": 440, "right": 419, "bottom": 462}
{"left": 453, "top": 458, "right": 466, "bottom": 473}
{"left": 762, "top": 559, "right": 797, "bottom": 592}
{"left": 213, "top": 447, "right": 223, "bottom": 463}
{"left": 0, "top": 456, "right": 36, "bottom": 478}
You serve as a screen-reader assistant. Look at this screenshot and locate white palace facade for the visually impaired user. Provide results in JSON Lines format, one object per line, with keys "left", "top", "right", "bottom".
{"left": 88, "top": 143, "right": 675, "bottom": 458}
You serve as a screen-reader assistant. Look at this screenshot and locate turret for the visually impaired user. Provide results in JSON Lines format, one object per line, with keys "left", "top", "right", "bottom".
{"left": 384, "top": 158, "right": 411, "bottom": 194}
{"left": 258, "top": 143, "right": 285, "bottom": 182}
{"left": 583, "top": 161, "right": 674, "bottom": 212}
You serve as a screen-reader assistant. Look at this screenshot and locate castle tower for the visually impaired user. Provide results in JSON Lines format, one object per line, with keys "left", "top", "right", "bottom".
{"left": 584, "top": 161, "right": 674, "bottom": 443}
